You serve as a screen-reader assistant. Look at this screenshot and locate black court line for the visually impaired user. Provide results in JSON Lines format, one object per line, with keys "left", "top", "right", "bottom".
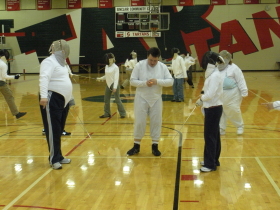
{"left": 162, "top": 126, "right": 182, "bottom": 210}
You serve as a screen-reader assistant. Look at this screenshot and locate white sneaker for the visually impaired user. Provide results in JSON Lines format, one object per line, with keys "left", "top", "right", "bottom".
{"left": 200, "top": 167, "right": 215, "bottom": 172}
{"left": 237, "top": 127, "right": 244, "bottom": 135}
{"left": 60, "top": 158, "right": 71, "bottom": 164}
{"left": 52, "top": 162, "right": 62, "bottom": 170}
{"left": 220, "top": 128, "right": 225, "bottom": 135}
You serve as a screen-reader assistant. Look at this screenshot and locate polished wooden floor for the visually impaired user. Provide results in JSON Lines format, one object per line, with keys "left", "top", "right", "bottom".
{"left": 1, "top": 71, "right": 280, "bottom": 210}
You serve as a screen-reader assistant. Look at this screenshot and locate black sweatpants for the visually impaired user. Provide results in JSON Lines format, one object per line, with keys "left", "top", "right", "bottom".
{"left": 40, "top": 91, "right": 69, "bottom": 164}
{"left": 203, "top": 105, "right": 223, "bottom": 170}
{"left": 186, "top": 68, "right": 194, "bottom": 86}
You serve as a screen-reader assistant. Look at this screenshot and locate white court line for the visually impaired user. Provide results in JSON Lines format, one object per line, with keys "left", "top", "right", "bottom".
{"left": 3, "top": 169, "right": 52, "bottom": 210}
{"left": 255, "top": 157, "right": 280, "bottom": 196}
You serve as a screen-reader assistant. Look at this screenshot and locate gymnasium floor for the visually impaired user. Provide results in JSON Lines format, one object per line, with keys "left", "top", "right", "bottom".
{"left": 0, "top": 71, "right": 280, "bottom": 210}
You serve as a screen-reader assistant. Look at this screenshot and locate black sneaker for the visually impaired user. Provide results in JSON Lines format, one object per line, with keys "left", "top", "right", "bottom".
{"left": 99, "top": 114, "right": 111, "bottom": 118}
{"left": 127, "top": 143, "right": 140, "bottom": 156}
{"left": 62, "top": 130, "right": 71, "bottom": 136}
{"left": 16, "top": 112, "right": 27, "bottom": 119}
{"left": 152, "top": 144, "right": 161, "bottom": 156}
{"left": 42, "top": 129, "right": 71, "bottom": 136}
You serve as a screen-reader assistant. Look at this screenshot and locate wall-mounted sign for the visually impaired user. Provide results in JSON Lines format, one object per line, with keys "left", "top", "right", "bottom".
{"left": 68, "top": 0, "right": 81, "bottom": 9}
{"left": 37, "top": 0, "right": 51, "bottom": 10}
{"left": 7, "top": 0, "right": 20, "bottom": 11}
{"left": 99, "top": 0, "right": 113, "bottom": 8}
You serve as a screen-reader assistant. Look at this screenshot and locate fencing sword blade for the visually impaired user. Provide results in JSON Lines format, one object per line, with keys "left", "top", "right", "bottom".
{"left": 69, "top": 107, "right": 91, "bottom": 139}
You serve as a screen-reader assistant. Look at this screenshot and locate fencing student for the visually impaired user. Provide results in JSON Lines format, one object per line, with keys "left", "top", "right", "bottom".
{"left": 196, "top": 51, "right": 224, "bottom": 172}
{"left": 217, "top": 50, "right": 248, "bottom": 135}
{"left": 0, "top": 49, "right": 26, "bottom": 119}
{"left": 182, "top": 52, "right": 196, "bottom": 88}
{"left": 121, "top": 50, "right": 138, "bottom": 89}
{"left": 39, "top": 39, "right": 72, "bottom": 170}
{"left": 126, "top": 47, "right": 173, "bottom": 156}
{"left": 97, "top": 53, "right": 126, "bottom": 118}
{"left": 170, "top": 48, "right": 187, "bottom": 102}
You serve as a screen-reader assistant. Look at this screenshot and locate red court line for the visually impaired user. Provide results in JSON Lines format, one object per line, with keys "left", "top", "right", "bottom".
{"left": 65, "top": 132, "right": 93, "bottom": 156}
{"left": 13, "top": 205, "right": 65, "bottom": 210}
{"left": 101, "top": 112, "right": 117, "bottom": 125}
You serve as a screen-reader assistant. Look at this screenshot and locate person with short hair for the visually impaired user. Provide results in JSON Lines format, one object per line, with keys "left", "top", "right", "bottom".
{"left": 170, "top": 48, "right": 187, "bottom": 102}
{"left": 121, "top": 50, "right": 138, "bottom": 89}
{"left": 127, "top": 47, "right": 174, "bottom": 156}
{"left": 97, "top": 53, "right": 126, "bottom": 118}
{"left": 0, "top": 49, "right": 26, "bottom": 119}
{"left": 39, "top": 39, "right": 72, "bottom": 170}
{"left": 182, "top": 52, "right": 196, "bottom": 88}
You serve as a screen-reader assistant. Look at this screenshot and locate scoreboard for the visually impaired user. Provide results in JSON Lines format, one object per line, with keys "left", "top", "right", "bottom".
{"left": 115, "top": 6, "right": 169, "bottom": 38}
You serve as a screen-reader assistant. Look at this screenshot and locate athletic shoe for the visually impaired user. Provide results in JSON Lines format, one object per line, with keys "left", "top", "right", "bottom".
{"left": 171, "top": 99, "right": 176, "bottom": 102}
{"left": 62, "top": 130, "right": 71, "bottom": 136}
{"left": 127, "top": 143, "right": 140, "bottom": 156}
{"left": 220, "top": 128, "right": 225, "bottom": 135}
{"left": 200, "top": 161, "right": 220, "bottom": 166}
{"left": 237, "top": 127, "right": 244, "bottom": 135}
{"left": 60, "top": 158, "right": 71, "bottom": 164}
{"left": 16, "top": 112, "right": 27, "bottom": 119}
{"left": 52, "top": 162, "right": 62, "bottom": 170}
{"left": 42, "top": 129, "right": 71, "bottom": 136}
{"left": 99, "top": 114, "right": 111, "bottom": 118}
{"left": 200, "top": 167, "right": 216, "bottom": 172}
{"left": 152, "top": 144, "right": 161, "bottom": 156}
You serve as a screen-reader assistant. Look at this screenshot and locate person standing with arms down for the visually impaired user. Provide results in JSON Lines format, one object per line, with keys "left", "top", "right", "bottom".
{"left": 39, "top": 39, "right": 72, "bottom": 170}
{"left": 217, "top": 50, "right": 248, "bottom": 135}
{"left": 0, "top": 49, "right": 26, "bottom": 119}
{"left": 97, "top": 53, "right": 126, "bottom": 118}
{"left": 121, "top": 50, "right": 138, "bottom": 89}
{"left": 196, "top": 51, "right": 224, "bottom": 172}
{"left": 182, "top": 52, "right": 196, "bottom": 88}
{"left": 127, "top": 47, "right": 174, "bottom": 156}
{"left": 170, "top": 48, "right": 187, "bottom": 102}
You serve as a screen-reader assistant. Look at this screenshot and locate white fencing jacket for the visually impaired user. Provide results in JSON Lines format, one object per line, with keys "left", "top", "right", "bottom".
{"left": 130, "top": 59, "right": 174, "bottom": 107}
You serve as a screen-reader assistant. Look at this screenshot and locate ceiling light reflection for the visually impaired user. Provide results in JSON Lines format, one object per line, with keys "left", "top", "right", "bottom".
{"left": 244, "top": 183, "right": 251, "bottom": 190}
{"left": 87, "top": 152, "right": 95, "bottom": 165}
{"left": 66, "top": 179, "right": 75, "bottom": 188}
{"left": 115, "top": 181, "right": 121, "bottom": 186}
{"left": 194, "top": 180, "right": 203, "bottom": 187}
{"left": 14, "top": 164, "right": 22, "bottom": 172}
{"left": 123, "top": 166, "right": 130, "bottom": 174}
{"left": 193, "top": 169, "right": 200, "bottom": 174}
{"left": 80, "top": 165, "right": 88, "bottom": 171}
{"left": 27, "top": 158, "right": 33, "bottom": 164}
{"left": 192, "top": 157, "right": 199, "bottom": 167}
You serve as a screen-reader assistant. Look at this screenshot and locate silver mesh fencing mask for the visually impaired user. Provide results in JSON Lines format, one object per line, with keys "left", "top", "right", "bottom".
{"left": 49, "top": 39, "right": 70, "bottom": 66}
